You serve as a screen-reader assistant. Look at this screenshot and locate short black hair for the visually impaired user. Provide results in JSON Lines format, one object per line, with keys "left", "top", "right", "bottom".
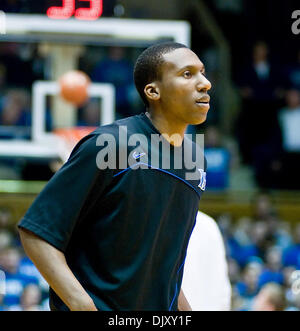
{"left": 134, "top": 42, "right": 188, "bottom": 107}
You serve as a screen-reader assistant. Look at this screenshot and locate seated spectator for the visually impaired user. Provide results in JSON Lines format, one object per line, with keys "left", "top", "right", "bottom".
{"left": 287, "top": 293, "right": 300, "bottom": 311}
{"left": 274, "top": 221, "right": 293, "bottom": 251}
{"left": 236, "top": 261, "right": 262, "bottom": 298}
{"left": 219, "top": 214, "right": 264, "bottom": 268}
{"left": 227, "top": 258, "right": 241, "bottom": 287}
{"left": 18, "top": 256, "right": 49, "bottom": 299}
{"left": 282, "top": 224, "right": 300, "bottom": 269}
{"left": 275, "top": 89, "right": 300, "bottom": 189}
{"left": 0, "top": 230, "right": 13, "bottom": 251}
{"left": 282, "top": 266, "right": 298, "bottom": 310}
{"left": 232, "top": 217, "right": 252, "bottom": 246}
{"left": 78, "top": 99, "right": 100, "bottom": 127}
{"left": 0, "top": 207, "right": 12, "bottom": 230}
{"left": 91, "top": 47, "right": 135, "bottom": 119}
{"left": 285, "top": 269, "right": 300, "bottom": 312}
{"left": 0, "top": 209, "right": 14, "bottom": 265}
{"left": 258, "top": 247, "right": 284, "bottom": 289}
{"left": 235, "top": 262, "right": 262, "bottom": 309}
{"left": 0, "top": 247, "right": 38, "bottom": 308}
{"left": 278, "top": 89, "right": 300, "bottom": 153}
{"left": 204, "top": 126, "right": 230, "bottom": 190}
{"left": 218, "top": 214, "right": 246, "bottom": 266}
{"left": 252, "top": 282, "right": 286, "bottom": 311}
{"left": 0, "top": 89, "right": 31, "bottom": 139}
{"left": 252, "top": 192, "right": 277, "bottom": 222}
{"left": 236, "top": 222, "right": 268, "bottom": 267}
{"left": 284, "top": 49, "right": 300, "bottom": 90}
{"left": 8, "top": 284, "right": 43, "bottom": 311}
{"left": 252, "top": 193, "right": 292, "bottom": 250}
{"left": 237, "top": 41, "right": 282, "bottom": 165}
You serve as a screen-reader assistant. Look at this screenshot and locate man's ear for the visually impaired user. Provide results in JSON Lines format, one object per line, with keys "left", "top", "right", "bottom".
{"left": 144, "top": 83, "right": 160, "bottom": 102}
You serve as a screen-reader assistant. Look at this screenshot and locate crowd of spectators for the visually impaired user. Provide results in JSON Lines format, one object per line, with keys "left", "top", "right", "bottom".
{"left": 1, "top": 191, "right": 300, "bottom": 311}
{"left": 0, "top": 207, "right": 49, "bottom": 311}
{"left": 219, "top": 193, "right": 300, "bottom": 310}
{"left": 1, "top": 38, "right": 300, "bottom": 189}
{"left": 235, "top": 41, "right": 300, "bottom": 190}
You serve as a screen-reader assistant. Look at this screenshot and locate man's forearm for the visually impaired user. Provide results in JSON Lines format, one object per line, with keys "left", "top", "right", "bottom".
{"left": 18, "top": 228, "right": 97, "bottom": 311}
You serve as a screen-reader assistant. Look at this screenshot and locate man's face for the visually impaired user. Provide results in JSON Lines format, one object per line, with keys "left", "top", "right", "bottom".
{"left": 157, "top": 48, "right": 212, "bottom": 126}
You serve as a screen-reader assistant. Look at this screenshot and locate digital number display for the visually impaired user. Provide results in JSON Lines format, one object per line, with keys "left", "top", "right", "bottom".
{"left": 0, "top": 1, "right": 115, "bottom": 21}
{"left": 47, "top": 0, "right": 103, "bottom": 20}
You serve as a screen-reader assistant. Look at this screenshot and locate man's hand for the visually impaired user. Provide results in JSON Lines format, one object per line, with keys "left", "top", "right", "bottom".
{"left": 178, "top": 289, "right": 192, "bottom": 311}
{"left": 69, "top": 296, "right": 98, "bottom": 311}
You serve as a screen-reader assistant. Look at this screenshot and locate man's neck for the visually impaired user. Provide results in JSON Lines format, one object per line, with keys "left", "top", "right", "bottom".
{"left": 145, "top": 110, "right": 187, "bottom": 147}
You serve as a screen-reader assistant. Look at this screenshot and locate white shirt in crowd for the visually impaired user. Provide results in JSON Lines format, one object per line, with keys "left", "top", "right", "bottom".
{"left": 279, "top": 107, "right": 300, "bottom": 152}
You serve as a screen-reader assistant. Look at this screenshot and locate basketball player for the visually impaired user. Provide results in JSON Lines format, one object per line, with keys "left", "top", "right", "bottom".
{"left": 18, "top": 42, "right": 211, "bottom": 311}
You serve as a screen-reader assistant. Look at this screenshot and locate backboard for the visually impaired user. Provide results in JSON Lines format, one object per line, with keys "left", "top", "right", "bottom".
{"left": 0, "top": 14, "right": 191, "bottom": 161}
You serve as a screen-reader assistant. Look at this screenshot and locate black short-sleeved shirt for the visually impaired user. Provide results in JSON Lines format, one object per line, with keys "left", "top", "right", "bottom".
{"left": 18, "top": 113, "right": 206, "bottom": 311}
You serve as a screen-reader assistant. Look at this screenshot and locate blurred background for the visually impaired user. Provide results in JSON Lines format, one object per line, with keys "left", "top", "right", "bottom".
{"left": 0, "top": 0, "right": 300, "bottom": 311}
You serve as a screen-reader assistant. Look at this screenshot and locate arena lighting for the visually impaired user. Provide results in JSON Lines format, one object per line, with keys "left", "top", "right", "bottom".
{"left": 47, "top": 0, "right": 103, "bottom": 21}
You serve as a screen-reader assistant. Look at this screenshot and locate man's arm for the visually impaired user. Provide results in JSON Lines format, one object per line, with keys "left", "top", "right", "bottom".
{"left": 18, "top": 228, "right": 97, "bottom": 311}
{"left": 178, "top": 289, "right": 192, "bottom": 311}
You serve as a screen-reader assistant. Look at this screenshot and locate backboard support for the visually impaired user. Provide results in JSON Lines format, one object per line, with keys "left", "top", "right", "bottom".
{"left": 0, "top": 14, "right": 191, "bottom": 160}
{"left": 2, "top": 14, "right": 191, "bottom": 47}
{"left": 0, "top": 82, "right": 115, "bottom": 160}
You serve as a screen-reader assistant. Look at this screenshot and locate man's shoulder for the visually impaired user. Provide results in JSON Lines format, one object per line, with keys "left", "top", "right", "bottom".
{"left": 91, "top": 114, "right": 144, "bottom": 137}
{"left": 71, "top": 115, "right": 145, "bottom": 156}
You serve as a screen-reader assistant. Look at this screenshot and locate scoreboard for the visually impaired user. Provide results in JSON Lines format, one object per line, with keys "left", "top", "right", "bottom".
{"left": 0, "top": 0, "right": 116, "bottom": 20}
{"left": 46, "top": 0, "right": 103, "bottom": 20}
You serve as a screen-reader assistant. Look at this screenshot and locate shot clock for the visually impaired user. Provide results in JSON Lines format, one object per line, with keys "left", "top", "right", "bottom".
{"left": 47, "top": 0, "right": 103, "bottom": 20}
{"left": 0, "top": 1, "right": 116, "bottom": 20}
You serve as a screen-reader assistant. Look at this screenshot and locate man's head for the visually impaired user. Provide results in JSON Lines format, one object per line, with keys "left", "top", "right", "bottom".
{"left": 134, "top": 42, "right": 188, "bottom": 107}
{"left": 0, "top": 247, "right": 20, "bottom": 274}
{"left": 286, "top": 89, "right": 300, "bottom": 109}
{"left": 20, "top": 284, "right": 42, "bottom": 310}
{"left": 253, "top": 41, "right": 268, "bottom": 63}
{"left": 134, "top": 42, "right": 211, "bottom": 125}
{"left": 253, "top": 283, "right": 286, "bottom": 311}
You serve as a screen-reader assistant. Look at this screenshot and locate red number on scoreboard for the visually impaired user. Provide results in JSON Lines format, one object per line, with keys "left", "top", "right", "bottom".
{"left": 47, "top": 0, "right": 75, "bottom": 20}
{"left": 75, "top": 0, "right": 103, "bottom": 21}
{"left": 47, "top": 0, "right": 103, "bottom": 20}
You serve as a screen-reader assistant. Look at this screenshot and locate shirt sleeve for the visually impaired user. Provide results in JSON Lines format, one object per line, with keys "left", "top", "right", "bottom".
{"left": 18, "top": 133, "right": 113, "bottom": 253}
